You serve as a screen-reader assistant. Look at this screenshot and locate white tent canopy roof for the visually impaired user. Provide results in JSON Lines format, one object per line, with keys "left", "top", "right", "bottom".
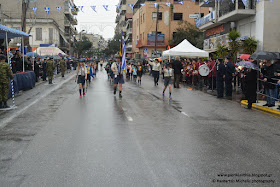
{"left": 162, "top": 39, "right": 209, "bottom": 58}
{"left": 34, "top": 47, "right": 66, "bottom": 56}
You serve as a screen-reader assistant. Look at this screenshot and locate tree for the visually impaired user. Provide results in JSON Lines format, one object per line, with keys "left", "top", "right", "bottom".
{"left": 170, "top": 21, "right": 204, "bottom": 49}
{"left": 227, "top": 30, "right": 241, "bottom": 62}
{"left": 74, "top": 36, "right": 92, "bottom": 57}
{"left": 242, "top": 37, "right": 257, "bottom": 55}
{"left": 102, "top": 33, "right": 122, "bottom": 57}
{"left": 216, "top": 44, "right": 229, "bottom": 59}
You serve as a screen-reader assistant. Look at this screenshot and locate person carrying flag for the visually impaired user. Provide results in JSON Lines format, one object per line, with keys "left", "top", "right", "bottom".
{"left": 111, "top": 56, "right": 125, "bottom": 98}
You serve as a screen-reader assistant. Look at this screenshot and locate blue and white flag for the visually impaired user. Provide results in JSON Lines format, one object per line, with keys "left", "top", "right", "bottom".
{"left": 115, "top": 5, "right": 121, "bottom": 10}
{"left": 44, "top": 7, "right": 50, "bottom": 15}
{"left": 121, "top": 32, "right": 126, "bottom": 72}
{"left": 204, "top": 0, "right": 210, "bottom": 4}
{"left": 140, "top": 3, "right": 145, "bottom": 7}
{"left": 103, "top": 5, "right": 109, "bottom": 11}
{"left": 128, "top": 4, "right": 134, "bottom": 11}
{"left": 56, "top": 7, "right": 62, "bottom": 13}
{"left": 32, "top": 7, "right": 38, "bottom": 15}
{"left": 154, "top": 3, "right": 158, "bottom": 8}
{"left": 69, "top": 6, "right": 74, "bottom": 10}
{"left": 191, "top": 0, "right": 196, "bottom": 2}
{"left": 166, "top": 2, "right": 171, "bottom": 7}
{"left": 78, "top": 6, "right": 84, "bottom": 12}
{"left": 241, "top": 0, "right": 247, "bottom": 7}
{"left": 90, "top": 6, "right": 97, "bottom": 12}
{"left": 179, "top": 1, "right": 184, "bottom": 5}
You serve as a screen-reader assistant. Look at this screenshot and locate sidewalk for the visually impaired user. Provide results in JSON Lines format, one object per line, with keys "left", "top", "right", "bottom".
{"left": 241, "top": 100, "right": 280, "bottom": 117}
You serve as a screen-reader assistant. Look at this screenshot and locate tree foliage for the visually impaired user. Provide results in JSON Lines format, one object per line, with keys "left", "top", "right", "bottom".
{"left": 75, "top": 36, "right": 92, "bottom": 57}
{"left": 102, "top": 33, "right": 122, "bottom": 57}
{"left": 242, "top": 37, "right": 257, "bottom": 55}
{"left": 169, "top": 21, "right": 204, "bottom": 49}
{"left": 227, "top": 30, "right": 241, "bottom": 62}
{"left": 216, "top": 44, "right": 229, "bottom": 59}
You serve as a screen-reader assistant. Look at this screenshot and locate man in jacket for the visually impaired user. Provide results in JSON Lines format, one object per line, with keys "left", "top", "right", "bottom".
{"left": 216, "top": 58, "right": 225, "bottom": 98}
{"left": 207, "top": 57, "right": 216, "bottom": 90}
{"left": 111, "top": 56, "right": 125, "bottom": 97}
{"left": 172, "top": 57, "right": 183, "bottom": 88}
{"left": 0, "top": 55, "right": 14, "bottom": 108}
{"left": 224, "top": 56, "right": 235, "bottom": 97}
{"left": 149, "top": 59, "right": 161, "bottom": 86}
{"left": 263, "top": 60, "right": 276, "bottom": 107}
{"left": 47, "top": 58, "right": 55, "bottom": 84}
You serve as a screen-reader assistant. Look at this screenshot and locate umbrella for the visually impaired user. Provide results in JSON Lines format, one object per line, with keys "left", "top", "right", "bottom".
{"left": 272, "top": 52, "right": 280, "bottom": 60}
{"left": 250, "top": 51, "right": 275, "bottom": 60}
{"left": 236, "top": 61, "right": 259, "bottom": 70}
{"left": 26, "top": 52, "right": 39, "bottom": 57}
{"left": 157, "top": 58, "right": 163, "bottom": 62}
{"left": 239, "top": 54, "right": 250, "bottom": 60}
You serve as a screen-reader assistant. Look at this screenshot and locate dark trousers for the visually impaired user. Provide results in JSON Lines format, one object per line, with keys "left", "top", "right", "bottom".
{"left": 208, "top": 77, "right": 216, "bottom": 89}
{"left": 217, "top": 79, "right": 224, "bottom": 98}
{"left": 225, "top": 78, "right": 233, "bottom": 96}
{"left": 174, "top": 74, "right": 181, "bottom": 88}
{"left": 153, "top": 71, "right": 159, "bottom": 84}
{"left": 193, "top": 75, "right": 199, "bottom": 86}
{"left": 42, "top": 70, "right": 46, "bottom": 81}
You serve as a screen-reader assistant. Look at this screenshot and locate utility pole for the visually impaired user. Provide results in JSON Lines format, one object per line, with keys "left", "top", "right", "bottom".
{"left": 154, "top": 3, "right": 159, "bottom": 57}
{"left": 21, "top": 0, "right": 30, "bottom": 51}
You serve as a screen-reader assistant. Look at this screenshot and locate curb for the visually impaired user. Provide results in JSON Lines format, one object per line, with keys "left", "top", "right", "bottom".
{"left": 241, "top": 100, "right": 280, "bottom": 117}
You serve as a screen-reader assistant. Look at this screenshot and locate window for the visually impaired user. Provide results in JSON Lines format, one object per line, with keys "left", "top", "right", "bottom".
{"left": 49, "top": 28, "right": 54, "bottom": 42}
{"left": 140, "top": 34, "right": 142, "bottom": 41}
{"left": 36, "top": 28, "right": 42, "bottom": 41}
{"left": 143, "top": 13, "right": 145, "bottom": 23}
{"left": 152, "top": 12, "right": 162, "bottom": 20}
{"left": 141, "top": 14, "right": 142, "bottom": 24}
{"left": 173, "top": 13, "right": 183, "bottom": 20}
{"left": 143, "top": 32, "right": 144, "bottom": 40}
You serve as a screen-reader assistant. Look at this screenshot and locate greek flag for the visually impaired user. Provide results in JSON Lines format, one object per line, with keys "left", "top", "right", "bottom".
{"left": 128, "top": 4, "right": 134, "bottom": 11}
{"left": 56, "top": 7, "right": 62, "bottom": 13}
{"left": 241, "top": 0, "right": 247, "bottom": 7}
{"left": 90, "top": 6, "right": 97, "bottom": 12}
{"left": 166, "top": 2, "right": 171, "bottom": 7}
{"left": 154, "top": 3, "right": 158, "bottom": 8}
{"left": 103, "top": 5, "right": 109, "bottom": 11}
{"left": 179, "top": 1, "right": 184, "bottom": 5}
{"left": 78, "top": 6, "right": 84, "bottom": 12}
{"left": 121, "top": 32, "right": 126, "bottom": 72}
{"left": 204, "top": 0, "right": 210, "bottom": 4}
{"left": 140, "top": 3, "right": 145, "bottom": 7}
{"left": 32, "top": 7, "right": 38, "bottom": 15}
{"left": 44, "top": 7, "right": 50, "bottom": 15}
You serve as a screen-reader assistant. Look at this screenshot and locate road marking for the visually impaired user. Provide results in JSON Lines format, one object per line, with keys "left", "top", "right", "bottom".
{"left": 127, "top": 116, "right": 133, "bottom": 122}
{"left": 181, "top": 112, "right": 190, "bottom": 117}
{"left": 0, "top": 74, "right": 75, "bottom": 129}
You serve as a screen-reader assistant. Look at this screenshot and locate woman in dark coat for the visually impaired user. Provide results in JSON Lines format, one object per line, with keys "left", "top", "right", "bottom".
{"left": 244, "top": 68, "right": 257, "bottom": 109}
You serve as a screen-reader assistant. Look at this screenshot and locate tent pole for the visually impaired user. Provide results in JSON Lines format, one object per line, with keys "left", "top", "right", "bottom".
{"left": 6, "top": 32, "right": 15, "bottom": 107}
{"left": 22, "top": 36, "right": 25, "bottom": 72}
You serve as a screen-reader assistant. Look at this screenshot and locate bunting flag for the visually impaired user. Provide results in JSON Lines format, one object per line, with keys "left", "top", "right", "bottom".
{"left": 90, "top": 6, "right": 97, "bottom": 12}
{"left": 128, "top": 4, "right": 134, "bottom": 11}
{"left": 166, "top": 2, "right": 171, "bottom": 7}
{"left": 32, "top": 7, "right": 38, "bottom": 15}
{"left": 115, "top": 4, "right": 121, "bottom": 10}
{"left": 204, "top": 0, "right": 210, "bottom": 4}
{"left": 179, "top": 1, "right": 184, "bottom": 5}
{"left": 69, "top": 6, "right": 74, "bottom": 10}
{"left": 103, "top": 5, "right": 109, "bottom": 11}
{"left": 140, "top": 3, "right": 145, "bottom": 7}
{"left": 44, "top": 7, "right": 50, "bottom": 15}
{"left": 56, "top": 7, "right": 62, "bottom": 13}
{"left": 78, "top": 6, "right": 84, "bottom": 12}
{"left": 154, "top": 3, "right": 158, "bottom": 8}
{"left": 241, "top": 0, "right": 247, "bottom": 7}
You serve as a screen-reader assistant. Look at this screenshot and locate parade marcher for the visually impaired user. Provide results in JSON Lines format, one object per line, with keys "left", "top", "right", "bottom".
{"left": 172, "top": 57, "right": 183, "bottom": 88}
{"left": 42, "top": 59, "right": 47, "bottom": 81}
{"left": 162, "top": 63, "right": 173, "bottom": 99}
{"left": 111, "top": 56, "right": 125, "bottom": 98}
{"left": 216, "top": 58, "right": 225, "bottom": 98}
{"left": 46, "top": 58, "right": 55, "bottom": 84}
{"left": 274, "top": 58, "right": 280, "bottom": 110}
{"left": 66, "top": 59, "right": 71, "bottom": 73}
{"left": 137, "top": 62, "right": 143, "bottom": 85}
{"left": 224, "top": 56, "right": 235, "bottom": 97}
{"left": 244, "top": 66, "right": 257, "bottom": 109}
{"left": 149, "top": 59, "right": 161, "bottom": 86}
{"left": 86, "top": 62, "right": 93, "bottom": 89}
{"left": 207, "top": 57, "right": 217, "bottom": 90}
{"left": 60, "top": 58, "right": 66, "bottom": 77}
{"left": 0, "top": 55, "right": 14, "bottom": 108}
{"left": 75, "top": 61, "right": 87, "bottom": 98}
{"left": 132, "top": 64, "right": 137, "bottom": 82}
{"left": 34, "top": 60, "right": 40, "bottom": 82}
{"left": 262, "top": 60, "right": 276, "bottom": 107}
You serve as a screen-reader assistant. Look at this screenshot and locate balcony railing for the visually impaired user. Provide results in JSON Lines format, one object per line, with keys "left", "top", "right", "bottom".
{"left": 219, "top": 0, "right": 255, "bottom": 17}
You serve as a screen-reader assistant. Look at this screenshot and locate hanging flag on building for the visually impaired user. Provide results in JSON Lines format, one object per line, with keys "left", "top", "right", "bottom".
{"left": 166, "top": 3, "right": 171, "bottom": 7}
{"left": 44, "top": 7, "right": 50, "bottom": 15}
{"left": 179, "top": 1, "right": 184, "bottom": 5}
{"left": 56, "top": 7, "right": 62, "bottom": 13}
{"left": 103, "top": 5, "right": 109, "bottom": 11}
{"left": 140, "top": 3, "right": 145, "bottom": 7}
{"left": 128, "top": 4, "right": 134, "bottom": 11}
{"left": 90, "top": 6, "right": 97, "bottom": 12}
{"left": 32, "top": 7, "right": 38, "bottom": 15}
{"left": 78, "top": 6, "right": 84, "bottom": 12}
{"left": 154, "top": 3, "right": 158, "bottom": 8}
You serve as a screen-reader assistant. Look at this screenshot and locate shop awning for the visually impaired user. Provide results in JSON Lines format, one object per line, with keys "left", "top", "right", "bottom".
{"left": 0, "top": 24, "right": 30, "bottom": 39}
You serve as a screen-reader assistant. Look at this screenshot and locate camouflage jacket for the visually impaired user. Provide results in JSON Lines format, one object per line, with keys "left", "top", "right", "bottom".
{"left": 0, "top": 61, "right": 14, "bottom": 83}
{"left": 60, "top": 60, "right": 66, "bottom": 70}
{"left": 46, "top": 60, "right": 55, "bottom": 72}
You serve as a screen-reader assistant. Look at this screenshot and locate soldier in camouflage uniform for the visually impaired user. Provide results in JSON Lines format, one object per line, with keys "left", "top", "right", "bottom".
{"left": 0, "top": 55, "right": 14, "bottom": 108}
{"left": 60, "top": 59, "right": 66, "bottom": 77}
{"left": 46, "top": 58, "right": 55, "bottom": 84}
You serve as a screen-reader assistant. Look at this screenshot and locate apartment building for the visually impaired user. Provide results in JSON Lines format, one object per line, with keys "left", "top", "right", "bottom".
{"left": 115, "top": 0, "right": 138, "bottom": 57}
{"left": 196, "top": 0, "right": 280, "bottom": 53}
{"left": 0, "top": 0, "right": 78, "bottom": 55}
{"left": 132, "top": 0, "right": 208, "bottom": 58}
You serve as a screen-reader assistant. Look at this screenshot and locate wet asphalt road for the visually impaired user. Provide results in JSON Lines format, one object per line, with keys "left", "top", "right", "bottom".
{"left": 0, "top": 69, "right": 280, "bottom": 186}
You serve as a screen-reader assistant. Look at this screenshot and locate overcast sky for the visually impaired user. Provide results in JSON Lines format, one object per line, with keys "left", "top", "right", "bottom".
{"left": 75, "top": 0, "right": 119, "bottom": 39}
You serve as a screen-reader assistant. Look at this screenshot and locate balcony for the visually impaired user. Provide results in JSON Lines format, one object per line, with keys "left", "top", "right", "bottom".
{"left": 126, "top": 42, "right": 132, "bottom": 49}
{"left": 125, "top": 32, "right": 132, "bottom": 41}
{"left": 70, "top": 17, "right": 78, "bottom": 25}
{"left": 125, "top": 19, "right": 132, "bottom": 30}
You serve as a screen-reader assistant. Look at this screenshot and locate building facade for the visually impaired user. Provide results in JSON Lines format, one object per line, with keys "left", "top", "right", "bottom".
{"left": 132, "top": 0, "right": 208, "bottom": 58}
{"left": 197, "top": 0, "right": 280, "bottom": 53}
{"left": 0, "top": 0, "right": 78, "bottom": 55}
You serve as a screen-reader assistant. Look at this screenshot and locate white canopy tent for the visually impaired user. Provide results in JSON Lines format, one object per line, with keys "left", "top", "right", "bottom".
{"left": 34, "top": 47, "right": 66, "bottom": 56}
{"left": 162, "top": 39, "right": 209, "bottom": 58}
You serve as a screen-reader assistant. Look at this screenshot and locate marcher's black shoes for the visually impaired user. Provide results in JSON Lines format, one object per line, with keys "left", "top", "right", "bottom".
{"left": 244, "top": 106, "right": 252, "bottom": 109}
{"left": 263, "top": 103, "right": 269, "bottom": 106}
{"left": 268, "top": 104, "right": 275, "bottom": 107}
